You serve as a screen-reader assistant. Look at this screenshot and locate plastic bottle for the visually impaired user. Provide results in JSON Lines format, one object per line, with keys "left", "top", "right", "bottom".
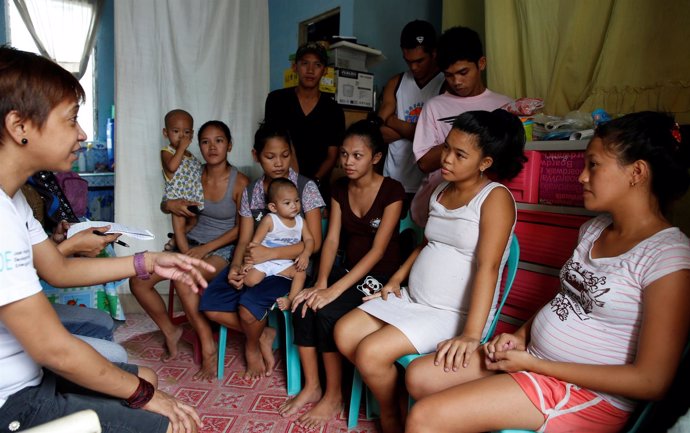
{"left": 591, "top": 109, "right": 611, "bottom": 126}
{"left": 106, "top": 117, "right": 114, "bottom": 168}
{"left": 93, "top": 141, "right": 108, "bottom": 171}
{"left": 84, "top": 142, "right": 95, "bottom": 172}
{"left": 77, "top": 149, "right": 86, "bottom": 172}
{"left": 521, "top": 117, "right": 534, "bottom": 141}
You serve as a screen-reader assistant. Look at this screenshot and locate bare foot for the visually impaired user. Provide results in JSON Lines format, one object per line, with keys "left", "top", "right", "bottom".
{"left": 243, "top": 345, "right": 266, "bottom": 379}
{"left": 297, "top": 395, "right": 342, "bottom": 429}
{"left": 160, "top": 326, "right": 183, "bottom": 362}
{"left": 193, "top": 350, "right": 217, "bottom": 382}
{"left": 278, "top": 385, "right": 322, "bottom": 417}
{"left": 259, "top": 326, "right": 277, "bottom": 377}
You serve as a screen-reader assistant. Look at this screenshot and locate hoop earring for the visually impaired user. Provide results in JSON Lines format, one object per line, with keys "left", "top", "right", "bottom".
{"left": 21, "top": 138, "right": 28, "bottom": 145}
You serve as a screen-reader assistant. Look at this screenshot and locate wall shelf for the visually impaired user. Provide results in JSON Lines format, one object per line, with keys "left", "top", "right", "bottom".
{"left": 517, "top": 202, "right": 598, "bottom": 216}
{"left": 79, "top": 172, "right": 114, "bottom": 188}
{"left": 525, "top": 139, "right": 588, "bottom": 151}
{"left": 517, "top": 261, "right": 560, "bottom": 277}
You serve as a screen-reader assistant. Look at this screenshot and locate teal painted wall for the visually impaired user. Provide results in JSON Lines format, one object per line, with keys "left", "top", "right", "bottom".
{"left": 95, "top": 0, "right": 114, "bottom": 142}
{"left": 0, "top": 1, "right": 6, "bottom": 44}
{"left": 352, "top": 0, "right": 441, "bottom": 94}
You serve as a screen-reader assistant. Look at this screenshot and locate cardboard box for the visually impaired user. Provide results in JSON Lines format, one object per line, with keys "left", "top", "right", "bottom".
{"left": 335, "top": 68, "right": 374, "bottom": 109}
{"left": 538, "top": 151, "right": 585, "bottom": 206}
{"left": 283, "top": 66, "right": 336, "bottom": 93}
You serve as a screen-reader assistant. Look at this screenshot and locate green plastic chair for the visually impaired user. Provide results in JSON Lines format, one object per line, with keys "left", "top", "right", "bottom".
{"left": 399, "top": 207, "right": 424, "bottom": 246}
{"left": 217, "top": 308, "right": 282, "bottom": 381}
{"left": 348, "top": 235, "right": 521, "bottom": 429}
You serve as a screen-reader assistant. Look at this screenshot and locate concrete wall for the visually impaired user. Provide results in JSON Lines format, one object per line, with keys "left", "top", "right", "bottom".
{"left": 351, "top": 0, "right": 441, "bottom": 98}
{"left": 0, "top": 1, "right": 7, "bottom": 44}
{"left": 268, "top": 0, "right": 355, "bottom": 92}
{"left": 267, "top": 0, "right": 441, "bottom": 95}
{"left": 95, "top": 0, "right": 114, "bottom": 143}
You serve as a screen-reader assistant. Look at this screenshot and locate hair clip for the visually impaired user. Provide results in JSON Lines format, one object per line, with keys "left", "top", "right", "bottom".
{"left": 671, "top": 122, "right": 682, "bottom": 144}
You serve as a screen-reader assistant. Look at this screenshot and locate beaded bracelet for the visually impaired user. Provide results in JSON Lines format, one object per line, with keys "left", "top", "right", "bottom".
{"left": 123, "top": 376, "right": 155, "bottom": 409}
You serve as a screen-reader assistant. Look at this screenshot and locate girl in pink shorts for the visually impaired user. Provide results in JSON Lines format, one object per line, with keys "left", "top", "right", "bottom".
{"left": 404, "top": 112, "right": 690, "bottom": 433}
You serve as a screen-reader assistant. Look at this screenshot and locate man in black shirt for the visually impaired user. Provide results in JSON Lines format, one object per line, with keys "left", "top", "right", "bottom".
{"left": 265, "top": 42, "right": 345, "bottom": 191}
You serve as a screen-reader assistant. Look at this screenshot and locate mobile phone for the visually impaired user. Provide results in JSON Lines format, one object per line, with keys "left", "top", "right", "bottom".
{"left": 188, "top": 205, "right": 201, "bottom": 215}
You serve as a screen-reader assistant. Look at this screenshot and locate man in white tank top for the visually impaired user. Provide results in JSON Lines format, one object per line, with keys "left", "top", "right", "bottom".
{"left": 378, "top": 20, "right": 445, "bottom": 205}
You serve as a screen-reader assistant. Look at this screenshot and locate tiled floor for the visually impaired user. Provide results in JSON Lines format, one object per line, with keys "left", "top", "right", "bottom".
{"left": 115, "top": 314, "right": 379, "bottom": 433}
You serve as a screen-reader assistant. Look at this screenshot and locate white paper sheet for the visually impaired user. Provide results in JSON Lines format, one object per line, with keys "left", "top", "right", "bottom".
{"left": 67, "top": 221, "right": 155, "bottom": 240}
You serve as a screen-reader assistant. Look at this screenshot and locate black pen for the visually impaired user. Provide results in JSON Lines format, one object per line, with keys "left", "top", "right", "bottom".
{"left": 92, "top": 229, "right": 130, "bottom": 248}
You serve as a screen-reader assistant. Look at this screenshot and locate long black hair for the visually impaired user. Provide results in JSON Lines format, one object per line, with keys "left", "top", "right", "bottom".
{"left": 452, "top": 109, "right": 527, "bottom": 180}
{"left": 594, "top": 111, "right": 690, "bottom": 211}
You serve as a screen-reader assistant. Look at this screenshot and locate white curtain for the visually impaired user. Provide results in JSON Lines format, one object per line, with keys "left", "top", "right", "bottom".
{"left": 13, "top": 0, "right": 103, "bottom": 78}
{"left": 113, "top": 0, "right": 269, "bottom": 283}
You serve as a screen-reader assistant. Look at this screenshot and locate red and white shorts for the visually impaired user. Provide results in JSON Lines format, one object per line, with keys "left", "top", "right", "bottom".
{"left": 509, "top": 371, "right": 631, "bottom": 433}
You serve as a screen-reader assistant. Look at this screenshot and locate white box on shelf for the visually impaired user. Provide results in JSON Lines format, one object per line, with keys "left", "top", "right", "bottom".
{"left": 330, "top": 47, "right": 366, "bottom": 71}
{"left": 328, "top": 41, "right": 385, "bottom": 72}
{"left": 335, "top": 68, "right": 374, "bottom": 109}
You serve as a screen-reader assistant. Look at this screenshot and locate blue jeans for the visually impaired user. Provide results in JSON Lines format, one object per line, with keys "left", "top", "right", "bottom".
{"left": 52, "top": 303, "right": 115, "bottom": 340}
{"left": 52, "top": 303, "right": 127, "bottom": 363}
{"left": 0, "top": 364, "right": 168, "bottom": 433}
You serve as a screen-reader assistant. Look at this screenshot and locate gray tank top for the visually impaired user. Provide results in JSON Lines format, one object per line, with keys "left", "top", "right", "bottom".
{"left": 187, "top": 165, "right": 238, "bottom": 244}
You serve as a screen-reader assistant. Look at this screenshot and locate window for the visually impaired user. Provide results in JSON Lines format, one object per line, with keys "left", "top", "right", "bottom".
{"left": 299, "top": 8, "right": 340, "bottom": 45}
{"left": 8, "top": 0, "right": 96, "bottom": 140}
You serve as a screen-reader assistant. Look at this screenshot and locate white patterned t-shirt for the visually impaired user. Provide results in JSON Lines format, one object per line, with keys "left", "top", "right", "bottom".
{"left": 528, "top": 214, "right": 690, "bottom": 411}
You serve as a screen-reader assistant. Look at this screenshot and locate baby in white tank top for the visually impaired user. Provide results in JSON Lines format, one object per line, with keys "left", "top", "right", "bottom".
{"left": 242, "top": 178, "right": 315, "bottom": 310}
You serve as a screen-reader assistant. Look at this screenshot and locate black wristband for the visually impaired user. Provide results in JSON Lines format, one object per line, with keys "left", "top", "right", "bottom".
{"left": 123, "top": 376, "right": 155, "bottom": 409}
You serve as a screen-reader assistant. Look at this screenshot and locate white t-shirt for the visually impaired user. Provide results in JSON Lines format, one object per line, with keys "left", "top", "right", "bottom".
{"left": 410, "top": 89, "right": 513, "bottom": 226}
{"left": 383, "top": 71, "right": 444, "bottom": 193}
{"left": 528, "top": 214, "right": 690, "bottom": 411}
{"left": 0, "top": 189, "right": 48, "bottom": 407}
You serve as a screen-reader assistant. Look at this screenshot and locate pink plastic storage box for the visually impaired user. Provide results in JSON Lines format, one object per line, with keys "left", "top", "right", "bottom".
{"left": 538, "top": 151, "right": 585, "bottom": 206}
{"left": 494, "top": 267, "right": 561, "bottom": 334}
{"left": 515, "top": 210, "right": 588, "bottom": 268}
{"left": 499, "top": 150, "right": 540, "bottom": 203}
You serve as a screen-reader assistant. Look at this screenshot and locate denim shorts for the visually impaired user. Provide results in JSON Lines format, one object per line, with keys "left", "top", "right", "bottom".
{"left": 199, "top": 266, "right": 291, "bottom": 320}
{"left": 187, "top": 237, "right": 235, "bottom": 262}
{"left": 0, "top": 364, "right": 168, "bottom": 433}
